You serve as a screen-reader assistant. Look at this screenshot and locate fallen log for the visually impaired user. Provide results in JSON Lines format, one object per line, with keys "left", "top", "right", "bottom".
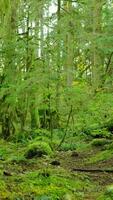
{"left": 72, "top": 168, "right": 113, "bottom": 173}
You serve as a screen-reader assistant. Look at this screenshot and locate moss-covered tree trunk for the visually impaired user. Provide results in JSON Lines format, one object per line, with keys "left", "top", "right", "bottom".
{"left": 91, "top": 0, "right": 104, "bottom": 90}
{"left": 1, "top": 0, "right": 18, "bottom": 139}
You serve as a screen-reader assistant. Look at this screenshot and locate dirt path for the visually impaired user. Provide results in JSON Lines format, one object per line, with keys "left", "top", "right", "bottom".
{"left": 52, "top": 150, "right": 113, "bottom": 199}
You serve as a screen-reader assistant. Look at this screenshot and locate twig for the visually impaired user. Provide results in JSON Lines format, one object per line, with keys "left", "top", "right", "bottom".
{"left": 57, "top": 105, "right": 73, "bottom": 149}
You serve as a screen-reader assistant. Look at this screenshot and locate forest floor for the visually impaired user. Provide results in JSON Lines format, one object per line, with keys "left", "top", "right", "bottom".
{"left": 0, "top": 135, "right": 113, "bottom": 199}
{"left": 56, "top": 149, "right": 113, "bottom": 200}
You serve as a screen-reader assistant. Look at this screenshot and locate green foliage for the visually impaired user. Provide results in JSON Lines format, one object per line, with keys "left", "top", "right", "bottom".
{"left": 71, "top": 90, "right": 113, "bottom": 137}
{"left": 1, "top": 0, "right": 113, "bottom": 142}
{"left": 1, "top": 0, "right": 113, "bottom": 199}
{"left": 33, "top": 129, "right": 50, "bottom": 137}
{"left": 0, "top": 180, "right": 7, "bottom": 191}
{"left": 105, "top": 185, "right": 113, "bottom": 197}
{"left": 59, "top": 142, "right": 76, "bottom": 151}
{"left": 105, "top": 142, "right": 113, "bottom": 150}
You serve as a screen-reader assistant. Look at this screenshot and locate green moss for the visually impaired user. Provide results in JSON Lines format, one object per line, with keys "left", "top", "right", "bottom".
{"left": 9, "top": 168, "right": 94, "bottom": 199}
{"left": 0, "top": 139, "right": 101, "bottom": 200}
{"left": 25, "top": 141, "right": 53, "bottom": 159}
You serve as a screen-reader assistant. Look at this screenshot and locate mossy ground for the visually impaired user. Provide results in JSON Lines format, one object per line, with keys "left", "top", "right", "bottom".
{"left": 0, "top": 135, "right": 113, "bottom": 199}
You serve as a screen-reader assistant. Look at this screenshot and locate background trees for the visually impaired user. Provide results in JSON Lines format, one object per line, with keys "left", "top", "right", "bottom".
{"left": 1, "top": 0, "right": 113, "bottom": 140}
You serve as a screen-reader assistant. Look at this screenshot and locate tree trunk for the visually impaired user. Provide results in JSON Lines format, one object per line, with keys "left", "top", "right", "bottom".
{"left": 91, "top": 0, "right": 104, "bottom": 90}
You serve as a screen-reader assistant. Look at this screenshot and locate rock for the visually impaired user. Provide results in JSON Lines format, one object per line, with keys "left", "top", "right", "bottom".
{"left": 40, "top": 172, "right": 50, "bottom": 177}
{"left": 3, "top": 171, "right": 12, "bottom": 176}
{"left": 25, "top": 149, "right": 45, "bottom": 159}
{"left": 71, "top": 151, "right": 79, "bottom": 157}
{"left": 50, "top": 160, "right": 60, "bottom": 166}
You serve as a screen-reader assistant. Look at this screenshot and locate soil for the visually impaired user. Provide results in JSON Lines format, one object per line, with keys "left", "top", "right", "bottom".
{"left": 56, "top": 149, "right": 113, "bottom": 181}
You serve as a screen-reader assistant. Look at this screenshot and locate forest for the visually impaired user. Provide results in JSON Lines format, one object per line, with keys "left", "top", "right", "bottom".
{"left": 1, "top": 0, "right": 113, "bottom": 199}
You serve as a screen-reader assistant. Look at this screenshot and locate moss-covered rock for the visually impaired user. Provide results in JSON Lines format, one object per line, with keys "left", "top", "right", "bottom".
{"left": 25, "top": 141, "right": 53, "bottom": 159}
